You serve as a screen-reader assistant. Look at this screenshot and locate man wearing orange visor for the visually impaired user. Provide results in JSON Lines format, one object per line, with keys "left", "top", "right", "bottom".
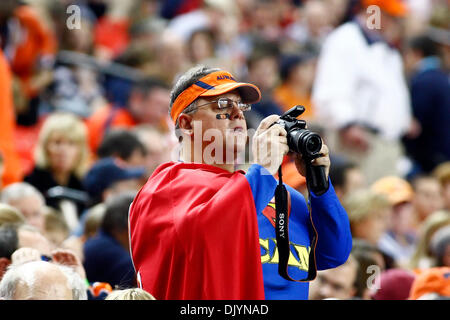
{"left": 128, "top": 65, "right": 352, "bottom": 300}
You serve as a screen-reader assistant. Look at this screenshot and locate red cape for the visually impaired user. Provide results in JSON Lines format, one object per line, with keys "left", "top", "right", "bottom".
{"left": 129, "top": 162, "right": 265, "bottom": 300}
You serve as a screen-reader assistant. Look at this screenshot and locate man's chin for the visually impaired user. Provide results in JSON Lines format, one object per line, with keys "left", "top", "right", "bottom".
{"left": 224, "top": 144, "right": 246, "bottom": 165}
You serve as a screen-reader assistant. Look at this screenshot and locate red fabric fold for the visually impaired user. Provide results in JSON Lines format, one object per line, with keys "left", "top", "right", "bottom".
{"left": 129, "top": 162, "right": 265, "bottom": 300}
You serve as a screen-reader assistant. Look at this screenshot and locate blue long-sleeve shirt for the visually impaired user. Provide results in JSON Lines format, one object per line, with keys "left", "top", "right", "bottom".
{"left": 245, "top": 164, "right": 352, "bottom": 299}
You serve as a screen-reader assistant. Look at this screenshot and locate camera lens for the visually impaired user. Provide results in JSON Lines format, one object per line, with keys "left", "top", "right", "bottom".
{"left": 305, "top": 135, "right": 321, "bottom": 154}
{"left": 288, "top": 129, "right": 322, "bottom": 159}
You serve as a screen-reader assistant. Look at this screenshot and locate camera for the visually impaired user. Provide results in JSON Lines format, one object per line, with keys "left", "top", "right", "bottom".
{"left": 274, "top": 105, "right": 328, "bottom": 195}
{"left": 275, "top": 105, "right": 322, "bottom": 160}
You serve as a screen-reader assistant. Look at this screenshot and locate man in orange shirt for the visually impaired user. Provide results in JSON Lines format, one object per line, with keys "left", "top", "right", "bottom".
{"left": 86, "top": 77, "right": 171, "bottom": 153}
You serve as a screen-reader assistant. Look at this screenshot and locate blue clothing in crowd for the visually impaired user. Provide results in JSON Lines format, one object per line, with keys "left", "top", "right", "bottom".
{"left": 403, "top": 56, "right": 450, "bottom": 173}
{"left": 83, "top": 230, "right": 136, "bottom": 289}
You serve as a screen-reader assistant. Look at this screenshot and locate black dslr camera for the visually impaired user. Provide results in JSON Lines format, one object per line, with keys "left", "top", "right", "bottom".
{"left": 275, "top": 105, "right": 328, "bottom": 195}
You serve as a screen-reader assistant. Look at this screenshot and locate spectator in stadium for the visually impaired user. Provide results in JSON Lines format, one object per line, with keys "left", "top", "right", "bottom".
{"left": 371, "top": 176, "right": 418, "bottom": 268}
{"left": 328, "top": 157, "right": 366, "bottom": 201}
{"left": 433, "top": 162, "right": 450, "bottom": 211}
{"left": 0, "top": 224, "right": 18, "bottom": 281}
{"left": 343, "top": 188, "right": 391, "bottom": 248}
{"left": 83, "top": 192, "right": 136, "bottom": 289}
{"left": 0, "top": 260, "right": 87, "bottom": 300}
{"left": 186, "top": 28, "right": 217, "bottom": 66}
{"left": 91, "top": 0, "right": 136, "bottom": 61}
{"left": 312, "top": 0, "right": 413, "bottom": 184}
{"left": 429, "top": 225, "right": 450, "bottom": 268}
{"left": 129, "top": 65, "right": 352, "bottom": 300}
{"left": 83, "top": 157, "right": 146, "bottom": 206}
{"left": 105, "top": 288, "right": 156, "bottom": 300}
{"left": 409, "top": 266, "right": 450, "bottom": 300}
{"left": 370, "top": 268, "right": 416, "bottom": 300}
{"left": 0, "top": 49, "right": 23, "bottom": 187}
{"left": 1, "top": 182, "right": 46, "bottom": 232}
{"left": 309, "top": 254, "right": 359, "bottom": 300}
{"left": 24, "top": 112, "right": 90, "bottom": 214}
{"left": 86, "top": 77, "right": 171, "bottom": 152}
{"left": 133, "top": 125, "right": 175, "bottom": 175}
{"left": 351, "top": 239, "right": 386, "bottom": 299}
{"left": 285, "top": 0, "right": 333, "bottom": 51}
{"left": 244, "top": 42, "right": 283, "bottom": 131}
{"left": 409, "top": 210, "right": 450, "bottom": 270}
{"left": 47, "top": 3, "right": 106, "bottom": 118}
{"left": 402, "top": 34, "right": 450, "bottom": 174}
{"left": 12, "top": 224, "right": 53, "bottom": 260}
{"left": 0, "top": 0, "right": 57, "bottom": 126}
{"left": 97, "top": 129, "right": 147, "bottom": 167}
{"left": 0, "top": 223, "right": 55, "bottom": 280}
{"left": 410, "top": 175, "right": 444, "bottom": 226}
{"left": 42, "top": 206, "right": 70, "bottom": 249}
{"left": 273, "top": 52, "right": 318, "bottom": 119}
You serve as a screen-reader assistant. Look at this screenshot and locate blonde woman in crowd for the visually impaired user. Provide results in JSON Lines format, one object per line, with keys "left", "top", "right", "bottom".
{"left": 24, "top": 113, "right": 91, "bottom": 227}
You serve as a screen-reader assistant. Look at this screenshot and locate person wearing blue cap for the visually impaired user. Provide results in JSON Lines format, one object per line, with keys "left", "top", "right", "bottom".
{"left": 83, "top": 157, "right": 147, "bottom": 206}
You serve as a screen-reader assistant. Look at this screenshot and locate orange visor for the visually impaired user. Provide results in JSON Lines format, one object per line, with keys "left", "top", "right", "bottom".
{"left": 170, "top": 70, "right": 261, "bottom": 123}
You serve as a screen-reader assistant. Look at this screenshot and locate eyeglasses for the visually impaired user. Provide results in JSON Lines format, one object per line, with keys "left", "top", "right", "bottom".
{"left": 194, "top": 98, "right": 252, "bottom": 112}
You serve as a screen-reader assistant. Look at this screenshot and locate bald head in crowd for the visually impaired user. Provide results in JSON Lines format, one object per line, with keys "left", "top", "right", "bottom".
{"left": 0, "top": 260, "right": 87, "bottom": 300}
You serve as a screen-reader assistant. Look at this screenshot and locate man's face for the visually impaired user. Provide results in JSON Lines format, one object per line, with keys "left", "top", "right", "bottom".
{"left": 379, "top": 11, "right": 404, "bottom": 45}
{"left": 414, "top": 178, "right": 444, "bottom": 220}
{"left": 130, "top": 87, "right": 171, "bottom": 125}
{"left": 9, "top": 196, "right": 45, "bottom": 232}
{"left": 189, "top": 91, "right": 248, "bottom": 164}
{"left": 352, "top": 208, "right": 391, "bottom": 245}
{"left": 309, "top": 263, "right": 357, "bottom": 300}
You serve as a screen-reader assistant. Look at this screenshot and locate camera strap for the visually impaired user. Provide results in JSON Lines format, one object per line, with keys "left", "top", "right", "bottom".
{"left": 275, "top": 166, "right": 318, "bottom": 282}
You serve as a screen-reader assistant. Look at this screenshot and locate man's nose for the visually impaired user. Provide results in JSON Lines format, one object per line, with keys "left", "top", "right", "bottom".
{"left": 229, "top": 103, "right": 244, "bottom": 120}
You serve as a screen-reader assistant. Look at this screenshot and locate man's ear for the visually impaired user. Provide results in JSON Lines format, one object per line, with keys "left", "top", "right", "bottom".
{"left": 178, "top": 114, "right": 194, "bottom": 136}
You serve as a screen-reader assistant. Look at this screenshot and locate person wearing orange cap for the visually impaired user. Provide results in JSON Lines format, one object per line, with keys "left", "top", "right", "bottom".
{"left": 128, "top": 65, "right": 352, "bottom": 300}
{"left": 372, "top": 176, "right": 418, "bottom": 268}
{"left": 312, "top": 0, "right": 413, "bottom": 185}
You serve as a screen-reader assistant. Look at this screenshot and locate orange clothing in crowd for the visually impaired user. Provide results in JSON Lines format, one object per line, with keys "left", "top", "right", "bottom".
{"left": 273, "top": 84, "right": 314, "bottom": 119}
{"left": 8, "top": 5, "right": 57, "bottom": 97}
{"left": 94, "top": 17, "right": 130, "bottom": 59}
{"left": 410, "top": 267, "right": 450, "bottom": 299}
{"left": 0, "top": 50, "right": 23, "bottom": 186}
{"left": 86, "top": 105, "right": 137, "bottom": 153}
{"left": 13, "top": 118, "right": 45, "bottom": 177}
{"left": 86, "top": 104, "right": 171, "bottom": 153}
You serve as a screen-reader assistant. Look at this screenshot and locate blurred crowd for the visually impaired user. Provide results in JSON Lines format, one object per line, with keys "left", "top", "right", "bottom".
{"left": 0, "top": 0, "right": 449, "bottom": 300}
